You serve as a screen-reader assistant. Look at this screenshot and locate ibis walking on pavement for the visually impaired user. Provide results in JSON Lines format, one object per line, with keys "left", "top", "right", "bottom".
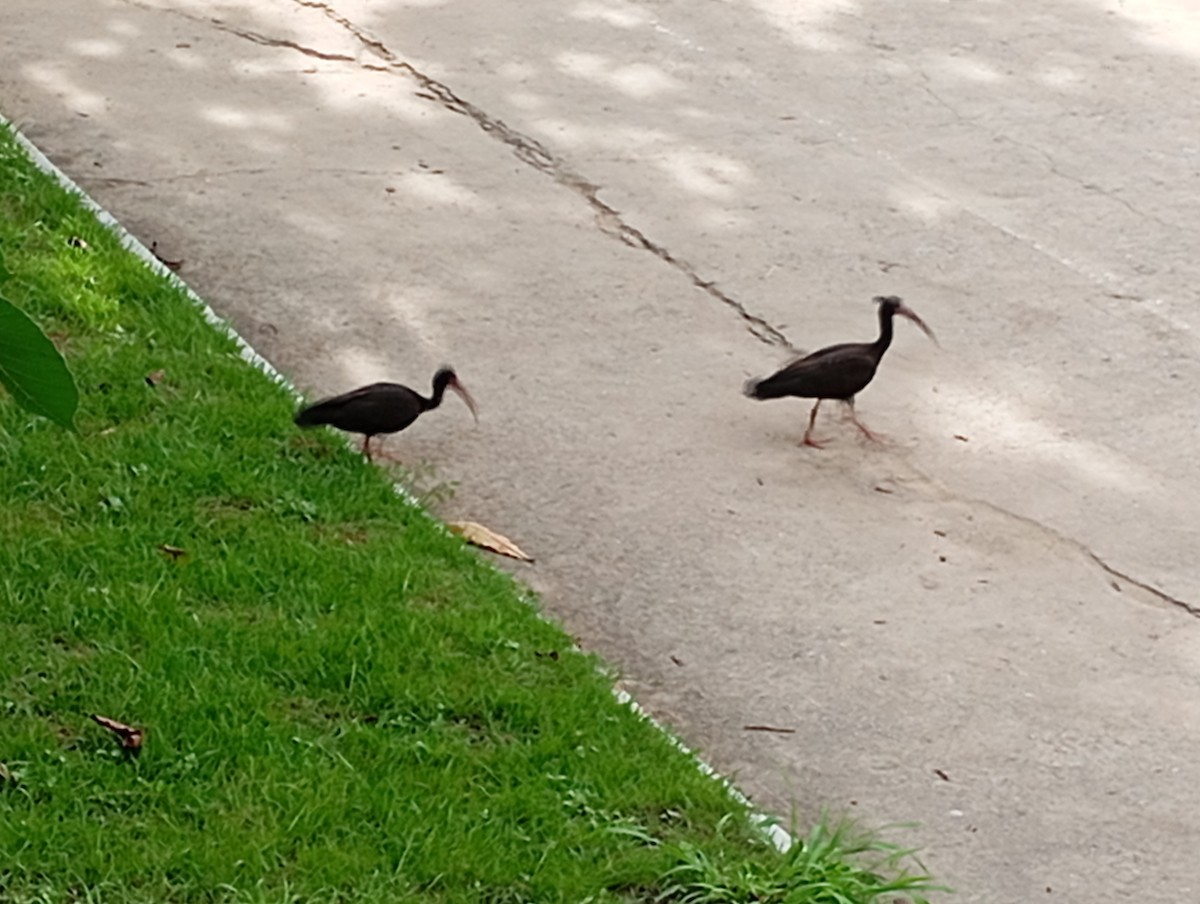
{"left": 295, "top": 366, "right": 478, "bottom": 462}
{"left": 743, "top": 296, "right": 937, "bottom": 448}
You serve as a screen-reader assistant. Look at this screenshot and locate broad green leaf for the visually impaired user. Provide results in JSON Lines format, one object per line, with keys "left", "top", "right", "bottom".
{"left": 0, "top": 294, "right": 78, "bottom": 430}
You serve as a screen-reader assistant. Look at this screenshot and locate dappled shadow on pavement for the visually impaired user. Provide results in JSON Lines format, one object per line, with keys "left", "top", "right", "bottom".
{"left": 4, "top": 1, "right": 1200, "bottom": 901}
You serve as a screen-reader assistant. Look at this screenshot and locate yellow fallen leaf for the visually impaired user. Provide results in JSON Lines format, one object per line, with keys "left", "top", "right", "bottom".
{"left": 448, "top": 521, "right": 533, "bottom": 562}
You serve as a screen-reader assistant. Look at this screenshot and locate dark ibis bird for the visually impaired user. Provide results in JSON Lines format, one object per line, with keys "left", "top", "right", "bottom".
{"left": 294, "top": 366, "right": 478, "bottom": 461}
{"left": 743, "top": 296, "right": 937, "bottom": 448}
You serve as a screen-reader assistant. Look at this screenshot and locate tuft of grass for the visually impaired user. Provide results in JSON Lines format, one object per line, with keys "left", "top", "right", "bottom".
{"left": 654, "top": 818, "right": 945, "bottom": 903}
{"left": 0, "top": 122, "right": 942, "bottom": 903}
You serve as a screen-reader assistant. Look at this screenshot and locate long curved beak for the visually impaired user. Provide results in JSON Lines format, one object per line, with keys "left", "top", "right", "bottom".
{"left": 896, "top": 303, "right": 940, "bottom": 347}
{"left": 449, "top": 377, "right": 479, "bottom": 423}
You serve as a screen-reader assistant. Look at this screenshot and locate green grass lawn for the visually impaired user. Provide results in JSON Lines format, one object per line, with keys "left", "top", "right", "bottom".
{"left": 0, "top": 122, "right": 940, "bottom": 904}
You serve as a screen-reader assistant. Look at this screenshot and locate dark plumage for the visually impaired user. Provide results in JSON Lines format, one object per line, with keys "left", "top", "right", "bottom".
{"left": 743, "top": 296, "right": 937, "bottom": 448}
{"left": 295, "top": 366, "right": 478, "bottom": 461}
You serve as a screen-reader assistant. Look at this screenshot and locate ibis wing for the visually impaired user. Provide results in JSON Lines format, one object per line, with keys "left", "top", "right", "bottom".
{"left": 295, "top": 383, "right": 383, "bottom": 427}
{"left": 294, "top": 382, "right": 419, "bottom": 433}
{"left": 753, "top": 349, "right": 878, "bottom": 400}
{"left": 785, "top": 341, "right": 860, "bottom": 365}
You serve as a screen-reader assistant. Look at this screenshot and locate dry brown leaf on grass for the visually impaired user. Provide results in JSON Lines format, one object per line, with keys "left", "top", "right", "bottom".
{"left": 91, "top": 714, "right": 146, "bottom": 755}
{"left": 448, "top": 521, "right": 533, "bottom": 562}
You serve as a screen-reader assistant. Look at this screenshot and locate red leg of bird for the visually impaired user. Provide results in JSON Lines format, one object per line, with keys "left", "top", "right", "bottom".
{"left": 373, "top": 438, "right": 405, "bottom": 465}
{"left": 356, "top": 434, "right": 403, "bottom": 465}
{"left": 846, "top": 403, "right": 887, "bottom": 444}
{"left": 801, "top": 400, "right": 827, "bottom": 448}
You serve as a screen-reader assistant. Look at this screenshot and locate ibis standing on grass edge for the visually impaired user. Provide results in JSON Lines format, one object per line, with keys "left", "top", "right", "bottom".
{"left": 294, "top": 366, "right": 478, "bottom": 462}
{"left": 743, "top": 296, "right": 937, "bottom": 448}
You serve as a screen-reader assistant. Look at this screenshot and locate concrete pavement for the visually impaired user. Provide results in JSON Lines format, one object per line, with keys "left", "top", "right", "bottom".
{"left": 4, "top": 1, "right": 1200, "bottom": 900}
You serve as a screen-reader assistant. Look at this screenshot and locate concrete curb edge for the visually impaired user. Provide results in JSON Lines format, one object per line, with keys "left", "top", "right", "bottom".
{"left": 2, "top": 116, "right": 792, "bottom": 854}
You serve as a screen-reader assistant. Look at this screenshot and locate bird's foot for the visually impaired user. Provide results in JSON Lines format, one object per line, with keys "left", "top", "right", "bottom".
{"left": 362, "top": 437, "right": 404, "bottom": 465}
{"left": 854, "top": 425, "right": 889, "bottom": 444}
{"left": 800, "top": 434, "right": 829, "bottom": 449}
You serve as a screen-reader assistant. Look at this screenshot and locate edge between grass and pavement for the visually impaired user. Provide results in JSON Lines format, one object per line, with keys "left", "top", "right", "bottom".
{"left": 0, "top": 119, "right": 945, "bottom": 904}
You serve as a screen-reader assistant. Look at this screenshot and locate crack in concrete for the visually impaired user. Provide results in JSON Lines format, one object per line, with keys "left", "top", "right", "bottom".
{"left": 118, "top": 0, "right": 356, "bottom": 61}
{"left": 283, "top": 0, "right": 793, "bottom": 350}
{"left": 928, "top": 487, "right": 1200, "bottom": 621}
{"left": 108, "top": 0, "right": 1196, "bottom": 629}
{"left": 1086, "top": 553, "right": 1200, "bottom": 619}
{"left": 913, "top": 73, "right": 1177, "bottom": 232}
{"left": 997, "top": 134, "right": 1177, "bottom": 231}
{"left": 128, "top": 0, "right": 792, "bottom": 348}
{"left": 118, "top": 0, "right": 794, "bottom": 349}
{"left": 917, "top": 74, "right": 983, "bottom": 126}
{"left": 206, "top": 19, "right": 356, "bottom": 62}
